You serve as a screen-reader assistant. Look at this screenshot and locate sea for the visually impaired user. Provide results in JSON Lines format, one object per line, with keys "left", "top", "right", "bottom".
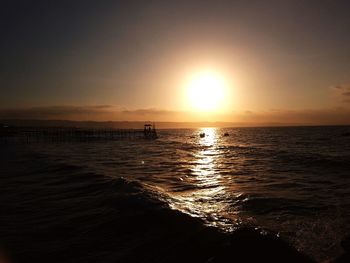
{"left": 1, "top": 126, "right": 350, "bottom": 262}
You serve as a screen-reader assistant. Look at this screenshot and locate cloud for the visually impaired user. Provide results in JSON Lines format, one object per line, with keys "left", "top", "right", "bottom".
{"left": 233, "top": 108, "right": 350, "bottom": 125}
{"left": 122, "top": 108, "right": 178, "bottom": 116}
{"left": 120, "top": 108, "right": 190, "bottom": 122}
{"left": 0, "top": 106, "right": 187, "bottom": 122}
{"left": 330, "top": 84, "right": 350, "bottom": 103}
{"left": 1, "top": 105, "right": 350, "bottom": 125}
{"left": 332, "top": 85, "right": 344, "bottom": 90}
{"left": 0, "top": 105, "right": 117, "bottom": 121}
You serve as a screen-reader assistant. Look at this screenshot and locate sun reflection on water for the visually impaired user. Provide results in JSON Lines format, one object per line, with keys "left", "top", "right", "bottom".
{"left": 168, "top": 127, "right": 237, "bottom": 230}
{"left": 193, "top": 128, "right": 221, "bottom": 187}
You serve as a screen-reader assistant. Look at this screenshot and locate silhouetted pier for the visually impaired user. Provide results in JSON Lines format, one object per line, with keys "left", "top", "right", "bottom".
{"left": 0, "top": 123, "right": 158, "bottom": 143}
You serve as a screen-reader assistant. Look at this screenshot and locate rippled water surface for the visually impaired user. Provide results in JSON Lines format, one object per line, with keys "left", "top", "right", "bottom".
{"left": 2, "top": 126, "right": 350, "bottom": 262}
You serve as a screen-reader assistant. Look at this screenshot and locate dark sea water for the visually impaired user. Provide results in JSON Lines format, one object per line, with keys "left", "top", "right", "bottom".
{"left": 1, "top": 126, "right": 350, "bottom": 262}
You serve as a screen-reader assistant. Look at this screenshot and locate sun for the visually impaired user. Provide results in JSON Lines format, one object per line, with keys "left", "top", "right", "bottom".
{"left": 186, "top": 71, "right": 226, "bottom": 111}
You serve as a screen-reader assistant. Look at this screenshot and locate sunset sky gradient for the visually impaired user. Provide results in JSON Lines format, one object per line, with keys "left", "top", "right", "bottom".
{"left": 1, "top": 0, "right": 350, "bottom": 124}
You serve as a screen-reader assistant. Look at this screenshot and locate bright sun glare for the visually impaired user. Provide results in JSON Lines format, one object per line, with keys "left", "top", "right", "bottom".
{"left": 187, "top": 72, "right": 226, "bottom": 111}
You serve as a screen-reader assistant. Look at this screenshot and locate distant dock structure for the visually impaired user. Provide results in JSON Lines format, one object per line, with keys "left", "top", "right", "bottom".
{"left": 144, "top": 122, "right": 158, "bottom": 139}
{"left": 0, "top": 122, "right": 158, "bottom": 143}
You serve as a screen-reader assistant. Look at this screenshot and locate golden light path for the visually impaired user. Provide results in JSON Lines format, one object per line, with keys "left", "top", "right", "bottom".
{"left": 168, "top": 127, "right": 240, "bottom": 230}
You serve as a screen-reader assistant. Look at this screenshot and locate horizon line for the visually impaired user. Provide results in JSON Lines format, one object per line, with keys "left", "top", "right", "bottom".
{"left": 1, "top": 119, "right": 350, "bottom": 129}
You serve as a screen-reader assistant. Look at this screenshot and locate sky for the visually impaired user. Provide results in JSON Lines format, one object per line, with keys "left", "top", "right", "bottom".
{"left": 1, "top": 0, "right": 350, "bottom": 124}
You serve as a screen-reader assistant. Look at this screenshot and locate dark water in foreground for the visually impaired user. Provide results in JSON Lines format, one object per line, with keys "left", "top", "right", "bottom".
{"left": 1, "top": 126, "right": 350, "bottom": 262}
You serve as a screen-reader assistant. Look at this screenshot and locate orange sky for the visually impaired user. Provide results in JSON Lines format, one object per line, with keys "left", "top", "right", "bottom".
{"left": 1, "top": 1, "right": 350, "bottom": 125}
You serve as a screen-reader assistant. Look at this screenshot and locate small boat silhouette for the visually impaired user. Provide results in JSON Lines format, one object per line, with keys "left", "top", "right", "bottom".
{"left": 224, "top": 132, "right": 229, "bottom": 136}
{"left": 199, "top": 132, "right": 205, "bottom": 138}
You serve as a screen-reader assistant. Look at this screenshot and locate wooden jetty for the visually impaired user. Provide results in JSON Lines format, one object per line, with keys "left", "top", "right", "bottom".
{"left": 0, "top": 123, "right": 158, "bottom": 143}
